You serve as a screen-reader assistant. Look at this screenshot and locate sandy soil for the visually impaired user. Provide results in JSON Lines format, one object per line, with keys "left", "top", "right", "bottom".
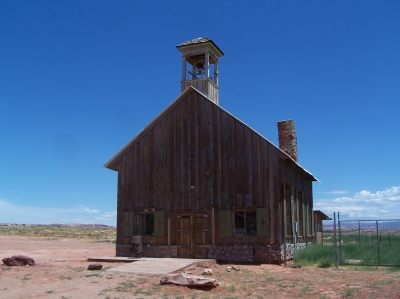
{"left": 1, "top": 235, "right": 399, "bottom": 299}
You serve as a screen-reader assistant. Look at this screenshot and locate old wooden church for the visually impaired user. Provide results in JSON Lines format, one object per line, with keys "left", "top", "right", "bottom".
{"left": 104, "top": 37, "right": 318, "bottom": 263}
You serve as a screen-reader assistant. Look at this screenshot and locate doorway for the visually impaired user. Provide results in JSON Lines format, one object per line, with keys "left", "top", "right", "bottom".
{"left": 176, "top": 212, "right": 209, "bottom": 258}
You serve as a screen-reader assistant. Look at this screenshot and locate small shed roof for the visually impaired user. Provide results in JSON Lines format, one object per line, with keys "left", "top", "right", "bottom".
{"left": 314, "top": 210, "right": 332, "bottom": 220}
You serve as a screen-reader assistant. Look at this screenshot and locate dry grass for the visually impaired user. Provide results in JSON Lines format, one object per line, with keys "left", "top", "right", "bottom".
{"left": 0, "top": 225, "right": 116, "bottom": 242}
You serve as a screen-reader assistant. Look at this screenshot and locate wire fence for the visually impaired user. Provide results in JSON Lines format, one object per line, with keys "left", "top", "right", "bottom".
{"left": 324, "top": 213, "right": 400, "bottom": 267}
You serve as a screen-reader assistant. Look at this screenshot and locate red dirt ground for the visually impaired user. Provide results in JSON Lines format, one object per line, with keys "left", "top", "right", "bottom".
{"left": 1, "top": 235, "right": 399, "bottom": 298}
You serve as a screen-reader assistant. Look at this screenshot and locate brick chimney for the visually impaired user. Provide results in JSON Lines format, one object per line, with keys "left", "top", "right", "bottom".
{"left": 277, "top": 119, "right": 298, "bottom": 162}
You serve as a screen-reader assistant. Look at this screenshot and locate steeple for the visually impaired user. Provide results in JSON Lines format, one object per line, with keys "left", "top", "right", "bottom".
{"left": 177, "top": 37, "right": 224, "bottom": 105}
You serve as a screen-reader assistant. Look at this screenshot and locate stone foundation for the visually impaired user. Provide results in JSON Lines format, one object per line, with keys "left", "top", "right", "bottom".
{"left": 116, "top": 244, "right": 177, "bottom": 258}
{"left": 116, "top": 242, "right": 311, "bottom": 263}
{"left": 207, "top": 243, "right": 310, "bottom": 264}
{"left": 207, "top": 245, "right": 254, "bottom": 262}
{"left": 280, "top": 242, "right": 310, "bottom": 260}
{"left": 254, "top": 245, "right": 283, "bottom": 264}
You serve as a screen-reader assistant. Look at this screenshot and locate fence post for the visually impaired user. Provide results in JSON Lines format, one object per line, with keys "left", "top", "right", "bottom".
{"left": 334, "top": 212, "right": 338, "bottom": 269}
{"left": 376, "top": 221, "right": 380, "bottom": 266}
{"left": 338, "top": 212, "right": 342, "bottom": 265}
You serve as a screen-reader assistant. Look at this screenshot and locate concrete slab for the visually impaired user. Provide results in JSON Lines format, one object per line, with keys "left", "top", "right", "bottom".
{"left": 107, "top": 258, "right": 216, "bottom": 275}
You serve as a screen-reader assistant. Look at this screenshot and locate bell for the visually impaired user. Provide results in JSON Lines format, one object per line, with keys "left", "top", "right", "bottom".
{"left": 195, "top": 62, "right": 204, "bottom": 70}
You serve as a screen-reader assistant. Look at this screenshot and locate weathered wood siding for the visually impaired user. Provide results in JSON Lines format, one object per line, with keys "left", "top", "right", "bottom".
{"left": 110, "top": 90, "right": 314, "bottom": 252}
{"left": 181, "top": 78, "right": 219, "bottom": 104}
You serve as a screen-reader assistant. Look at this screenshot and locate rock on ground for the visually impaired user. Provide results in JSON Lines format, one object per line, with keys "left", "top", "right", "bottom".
{"left": 160, "top": 273, "right": 219, "bottom": 287}
{"left": 2, "top": 255, "right": 35, "bottom": 266}
{"left": 11, "top": 255, "right": 35, "bottom": 266}
{"left": 88, "top": 264, "right": 103, "bottom": 270}
{"left": 202, "top": 268, "right": 213, "bottom": 275}
{"left": 2, "top": 258, "right": 24, "bottom": 266}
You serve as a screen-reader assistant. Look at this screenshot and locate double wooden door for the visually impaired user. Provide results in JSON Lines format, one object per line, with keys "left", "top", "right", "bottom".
{"left": 176, "top": 212, "right": 209, "bottom": 258}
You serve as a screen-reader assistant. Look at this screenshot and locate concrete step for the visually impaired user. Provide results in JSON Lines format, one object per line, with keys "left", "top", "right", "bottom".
{"left": 106, "top": 257, "right": 215, "bottom": 275}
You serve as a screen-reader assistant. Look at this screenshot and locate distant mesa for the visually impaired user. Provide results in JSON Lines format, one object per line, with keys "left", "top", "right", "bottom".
{"left": 0, "top": 223, "right": 115, "bottom": 228}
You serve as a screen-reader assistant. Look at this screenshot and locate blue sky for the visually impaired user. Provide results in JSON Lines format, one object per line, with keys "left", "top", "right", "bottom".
{"left": 1, "top": 1, "right": 399, "bottom": 226}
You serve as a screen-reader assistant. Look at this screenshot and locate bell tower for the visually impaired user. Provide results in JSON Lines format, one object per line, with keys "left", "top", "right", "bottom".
{"left": 176, "top": 37, "right": 224, "bottom": 105}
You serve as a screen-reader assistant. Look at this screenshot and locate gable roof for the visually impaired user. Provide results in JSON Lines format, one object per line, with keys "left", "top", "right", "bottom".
{"left": 104, "top": 87, "right": 318, "bottom": 181}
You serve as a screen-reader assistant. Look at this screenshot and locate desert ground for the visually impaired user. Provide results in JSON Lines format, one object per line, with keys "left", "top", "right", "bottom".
{"left": 1, "top": 228, "right": 400, "bottom": 299}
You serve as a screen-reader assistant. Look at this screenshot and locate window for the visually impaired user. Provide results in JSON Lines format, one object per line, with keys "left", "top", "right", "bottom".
{"left": 285, "top": 184, "right": 292, "bottom": 236}
{"left": 234, "top": 210, "right": 257, "bottom": 236}
{"left": 298, "top": 191, "right": 303, "bottom": 236}
{"left": 136, "top": 213, "right": 154, "bottom": 236}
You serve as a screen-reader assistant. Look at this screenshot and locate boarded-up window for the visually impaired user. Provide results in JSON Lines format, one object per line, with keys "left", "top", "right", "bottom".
{"left": 306, "top": 195, "right": 311, "bottom": 236}
{"left": 123, "top": 212, "right": 134, "bottom": 236}
{"left": 291, "top": 187, "right": 296, "bottom": 237}
{"left": 256, "top": 208, "right": 270, "bottom": 237}
{"left": 310, "top": 196, "right": 314, "bottom": 235}
{"left": 285, "top": 185, "right": 292, "bottom": 236}
{"left": 154, "top": 210, "right": 165, "bottom": 237}
{"left": 219, "top": 210, "right": 232, "bottom": 238}
{"left": 298, "top": 191, "right": 303, "bottom": 236}
{"left": 304, "top": 195, "right": 309, "bottom": 236}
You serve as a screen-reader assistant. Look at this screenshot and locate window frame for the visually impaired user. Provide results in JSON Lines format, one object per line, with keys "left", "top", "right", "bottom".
{"left": 136, "top": 213, "right": 155, "bottom": 236}
{"left": 233, "top": 210, "right": 257, "bottom": 237}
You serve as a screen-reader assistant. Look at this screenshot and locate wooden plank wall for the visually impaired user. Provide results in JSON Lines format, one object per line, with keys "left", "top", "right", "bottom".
{"left": 114, "top": 90, "right": 313, "bottom": 247}
{"left": 181, "top": 78, "right": 219, "bottom": 104}
{"left": 280, "top": 159, "right": 314, "bottom": 243}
